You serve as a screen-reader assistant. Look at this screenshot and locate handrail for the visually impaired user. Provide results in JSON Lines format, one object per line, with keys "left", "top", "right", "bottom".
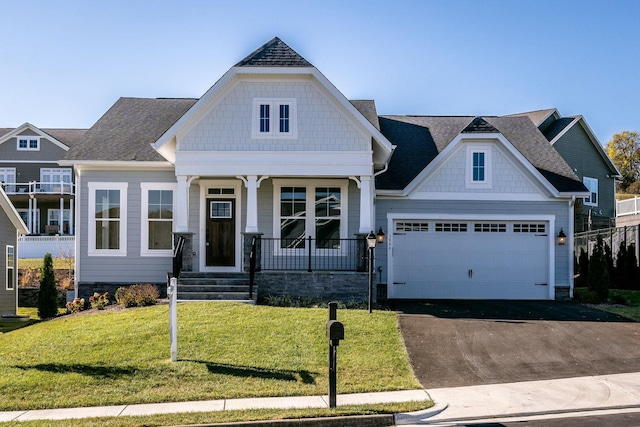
{"left": 2, "top": 180, "right": 75, "bottom": 196}
{"left": 617, "top": 196, "right": 640, "bottom": 217}
{"left": 249, "top": 236, "right": 257, "bottom": 299}
{"left": 261, "top": 237, "right": 363, "bottom": 272}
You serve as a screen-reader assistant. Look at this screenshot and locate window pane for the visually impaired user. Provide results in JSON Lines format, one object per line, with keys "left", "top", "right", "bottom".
{"left": 96, "top": 220, "right": 119, "bottom": 249}
{"left": 148, "top": 190, "right": 173, "bottom": 219}
{"left": 315, "top": 187, "right": 340, "bottom": 217}
{"left": 281, "top": 219, "right": 305, "bottom": 248}
{"left": 281, "top": 187, "right": 306, "bottom": 216}
{"left": 7, "top": 247, "right": 14, "bottom": 268}
{"left": 95, "top": 190, "right": 120, "bottom": 219}
{"left": 30, "top": 139, "right": 38, "bottom": 149}
{"left": 279, "top": 104, "right": 290, "bottom": 133}
{"left": 316, "top": 219, "right": 340, "bottom": 249}
{"left": 260, "top": 104, "right": 270, "bottom": 133}
{"left": 149, "top": 221, "right": 172, "bottom": 250}
{"left": 19, "top": 139, "right": 27, "bottom": 148}
{"left": 473, "top": 152, "right": 485, "bottom": 181}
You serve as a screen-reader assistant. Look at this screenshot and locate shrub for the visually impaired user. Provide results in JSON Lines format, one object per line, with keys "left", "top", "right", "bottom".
{"left": 19, "top": 267, "right": 38, "bottom": 287}
{"left": 587, "top": 235, "right": 610, "bottom": 303}
{"left": 66, "top": 298, "right": 86, "bottom": 313}
{"left": 89, "top": 292, "right": 110, "bottom": 310}
{"left": 115, "top": 284, "right": 159, "bottom": 308}
{"left": 37, "top": 253, "right": 59, "bottom": 319}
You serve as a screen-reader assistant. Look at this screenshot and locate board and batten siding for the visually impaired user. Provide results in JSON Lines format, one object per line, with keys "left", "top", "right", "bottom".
{"left": 0, "top": 210, "right": 17, "bottom": 314}
{"left": 180, "top": 80, "right": 370, "bottom": 153}
{"left": 78, "top": 170, "right": 177, "bottom": 284}
{"left": 374, "top": 198, "right": 572, "bottom": 290}
{"left": 552, "top": 124, "right": 615, "bottom": 219}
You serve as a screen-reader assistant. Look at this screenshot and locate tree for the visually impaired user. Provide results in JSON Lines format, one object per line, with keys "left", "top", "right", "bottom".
{"left": 587, "top": 235, "right": 610, "bottom": 302}
{"left": 37, "top": 253, "right": 59, "bottom": 319}
{"left": 606, "top": 131, "right": 640, "bottom": 192}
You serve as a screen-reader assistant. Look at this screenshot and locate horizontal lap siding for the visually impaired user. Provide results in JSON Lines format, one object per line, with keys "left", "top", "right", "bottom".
{"left": 78, "top": 170, "right": 176, "bottom": 284}
{"left": 0, "top": 212, "right": 16, "bottom": 314}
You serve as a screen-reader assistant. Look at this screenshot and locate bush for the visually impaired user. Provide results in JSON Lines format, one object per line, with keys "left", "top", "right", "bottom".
{"left": 89, "top": 292, "right": 110, "bottom": 310}
{"left": 37, "top": 253, "right": 59, "bottom": 319}
{"left": 115, "top": 284, "right": 159, "bottom": 308}
{"left": 587, "top": 235, "right": 610, "bottom": 303}
{"left": 66, "top": 298, "right": 86, "bottom": 313}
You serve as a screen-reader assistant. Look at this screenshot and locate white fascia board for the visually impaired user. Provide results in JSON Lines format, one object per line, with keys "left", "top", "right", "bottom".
{"left": 402, "top": 132, "right": 561, "bottom": 198}
{"left": 0, "top": 188, "right": 29, "bottom": 234}
{"left": 0, "top": 122, "right": 69, "bottom": 150}
{"left": 60, "top": 161, "right": 174, "bottom": 171}
{"left": 535, "top": 108, "right": 560, "bottom": 127}
{"left": 175, "top": 151, "right": 372, "bottom": 176}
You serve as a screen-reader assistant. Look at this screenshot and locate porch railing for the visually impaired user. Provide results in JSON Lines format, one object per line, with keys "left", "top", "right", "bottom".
{"left": 261, "top": 236, "right": 365, "bottom": 272}
{"left": 2, "top": 181, "right": 74, "bottom": 196}
{"left": 617, "top": 196, "right": 640, "bottom": 217}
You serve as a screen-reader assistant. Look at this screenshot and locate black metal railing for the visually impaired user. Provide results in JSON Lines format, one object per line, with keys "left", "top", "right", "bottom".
{"left": 261, "top": 236, "right": 364, "bottom": 272}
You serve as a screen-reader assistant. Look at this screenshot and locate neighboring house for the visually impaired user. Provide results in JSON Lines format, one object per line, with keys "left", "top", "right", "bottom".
{"left": 0, "top": 123, "right": 85, "bottom": 236}
{"left": 509, "top": 109, "right": 621, "bottom": 232}
{"left": 0, "top": 187, "right": 29, "bottom": 316}
{"left": 61, "top": 37, "right": 588, "bottom": 301}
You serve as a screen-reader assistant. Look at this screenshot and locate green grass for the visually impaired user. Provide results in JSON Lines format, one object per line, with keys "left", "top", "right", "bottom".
{"left": 575, "top": 288, "right": 640, "bottom": 321}
{"left": 18, "top": 257, "right": 74, "bottom": 270}
{"left": 0, "top": 302, "right": 421, "bottom": 411}
{"left": 0, "top": 401, "right": 432, "bottom": 427}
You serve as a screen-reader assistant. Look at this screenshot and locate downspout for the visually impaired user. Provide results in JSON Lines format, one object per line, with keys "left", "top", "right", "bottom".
{"left": 568, "top": 195, "right": 576, "bottom": 299}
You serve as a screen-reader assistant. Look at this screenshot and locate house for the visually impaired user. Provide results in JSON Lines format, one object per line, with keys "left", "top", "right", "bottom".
{"left": 61, "top": 37, "right": 588, "bottom": 301}
{"left": 0, "top": 187, "right": 29, "bottom": 316}
{"left": 508, "top": 109, "right": 621, "bottom": 232}
{"left": 0, "top": 124, "right": 85, "bottom": 258}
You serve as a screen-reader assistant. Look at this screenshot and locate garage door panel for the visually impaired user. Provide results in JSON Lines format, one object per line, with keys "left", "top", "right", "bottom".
{"left": 390, "top": 220, "right": 551, "bottom": 300}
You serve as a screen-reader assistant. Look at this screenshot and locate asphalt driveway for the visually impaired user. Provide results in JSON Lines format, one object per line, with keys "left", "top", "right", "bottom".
{"left": 391, "top": 300, "right": 640, "bottom": 388}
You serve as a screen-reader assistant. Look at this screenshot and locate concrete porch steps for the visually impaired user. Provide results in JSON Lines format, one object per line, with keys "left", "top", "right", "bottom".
{"left": 176, "top": 272, "right": 257, "bottom": 303}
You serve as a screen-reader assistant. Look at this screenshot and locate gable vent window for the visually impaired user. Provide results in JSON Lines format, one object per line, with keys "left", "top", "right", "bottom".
{"left": 436, "top": 223, "right": 468, "bottom": 232}
{"left": 253, "top": 98, "right": 297, "bottom": 139}
{"left": 17, "top": 136, "right": 40, "bottom": 151}
{"left": 474, "top": 223, "right": 506, "bottom": 233}
{"left": 514, "top": 223, "right": 546, "bottom": 233}
{"left": 396, "top": 222, "right": 429, "bottom": 232}
{"left": 466, "top": 145, "right": 492, "bottom": 189}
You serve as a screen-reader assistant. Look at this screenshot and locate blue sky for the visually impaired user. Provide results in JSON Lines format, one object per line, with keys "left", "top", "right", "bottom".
{"left": 1, "top": 0, "right": 639, "bottom": 145}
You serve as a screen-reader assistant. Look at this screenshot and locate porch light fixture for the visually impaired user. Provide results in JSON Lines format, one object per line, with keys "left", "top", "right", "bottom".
{"left": 366, "top": 231, "right": 377, "bottom": 249}
{"left": 376, "top": 227, "right": 385, "bottom": 244}
{"left": 557, "top": 228, "right": 566, "bottom": 245}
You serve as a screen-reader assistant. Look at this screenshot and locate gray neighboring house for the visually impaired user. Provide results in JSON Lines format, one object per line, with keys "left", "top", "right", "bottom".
{"left": 0, "top": 188, "right": 29, "bottom": 316}
{"left": 61, "top": 37, "right": 588, "bottom": 301}
{"left": 509, "top": 109, "right": 621, "bottom": 232}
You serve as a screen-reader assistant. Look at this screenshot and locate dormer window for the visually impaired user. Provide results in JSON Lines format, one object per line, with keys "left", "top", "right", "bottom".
{"left": 252, "top": 98, "right": 297, "bottom": 139}
{"left": 466, "top": 145, "right": 492, "bottom": 189}
{"left": 17, "top": 136, "right": 40, "bottom": 151}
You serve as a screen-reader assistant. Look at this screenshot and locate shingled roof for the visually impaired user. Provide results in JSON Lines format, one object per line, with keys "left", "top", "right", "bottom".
{"left": 350, "top": 100, "right": 380, "bottom": 131}
{"left": 235, "top": 37, "right": 312, "bottom": 67}
{"left": 376, "top": 115, "right": 585, "bottom": 193}
{"left": 63, "top": 97, "right": 197, "bottom": 162}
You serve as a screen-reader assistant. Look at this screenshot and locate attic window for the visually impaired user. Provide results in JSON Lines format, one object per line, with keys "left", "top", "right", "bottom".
{"left": 17, "top": 136, "right": 40, "bottom": 151}
{"left": 252, "top": 98, "right": 297, "bottom": 139}
{"left": 466, "top": 145, "right": 492, "bottom": 189}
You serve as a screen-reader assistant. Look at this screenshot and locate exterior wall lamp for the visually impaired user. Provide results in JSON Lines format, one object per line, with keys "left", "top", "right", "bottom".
{"left": 557, "top": 228, "right": 567, "bottom": 245}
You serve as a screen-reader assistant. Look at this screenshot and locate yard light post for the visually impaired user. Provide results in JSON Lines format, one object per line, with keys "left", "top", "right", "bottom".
{"left": 366, "top": 228, "right": 385, "bottom": 314}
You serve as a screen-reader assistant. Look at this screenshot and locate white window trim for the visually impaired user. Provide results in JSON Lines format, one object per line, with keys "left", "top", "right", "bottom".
{"left": 140, "top": 183, "right": 176, "bottom": 257}
{"left": 17, "top": 136, "right": 40, "bottom": 151}
{"left": 252, "top": 98, "right": 297, "bottom": 139}
{"left": 88, "top": 182, "right": 128, "bottom": 257}
{"left": 583, "top": 177, "right": 598, "bottom": 206}
{"left": 465, "top": 145, "right": 492, "bottom": 189}
{"left": 6, "top": 245, "right": 14, "bottom": 291}
{"left": 272, "top": 179, "right": 348, "bottom": 254}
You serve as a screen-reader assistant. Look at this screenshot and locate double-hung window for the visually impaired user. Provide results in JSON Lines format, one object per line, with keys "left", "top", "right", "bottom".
{"left": 6, "top": 246, "right": 14, "bottom": 290}
{"left": 88, "top": 182, "right": 127, "bottom": 256}
{"left": 466, "top": 145, "right": 492, "bottom": 188}
{"left": 253, "top": 98, "right": 297, "bottom": 139}
{"left": 275, "top": 181, "right": 347, "bottom": 251}
{"left": 141, "top": 183, "right": 175, "bottom": 256}
{"left": 17, "top": 136, "right": 39, "bottom": 150}
{"left": 583, "top": 177, "right": 598, "bottom": 206}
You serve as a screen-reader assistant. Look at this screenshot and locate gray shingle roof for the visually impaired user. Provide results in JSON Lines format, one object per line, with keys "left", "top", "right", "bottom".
{"left": 376, "top": 115, "right": 585, "bottom": 193}
{"left": 235, "top": 37, "right": 312, "bottom": 68}
{"left": 506, "top": 109, "right": 556, "bottom": 126}
{"left": 63, "top": 97, "right": 197, "bottom": 161}
{"left": 349, "top": 100, "right": 380, "bottom": 131}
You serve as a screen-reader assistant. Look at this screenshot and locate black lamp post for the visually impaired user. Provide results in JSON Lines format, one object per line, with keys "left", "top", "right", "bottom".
{"left": 366, "top": 227, "right": 385, "bottom": 314}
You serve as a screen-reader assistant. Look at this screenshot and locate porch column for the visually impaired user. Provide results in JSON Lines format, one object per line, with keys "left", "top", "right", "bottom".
{"left": 175, "top": 175, "right": 189, "bottom": 233}
{"left": 59, "top": 197, "right": 64, "bottom": 235}
{"left": 69, "top": 197, "right": 74, "bottom": 235}
{"left": 358, "top": 175, "right": 373, "bottom": 234}
{"left": 245, "top": 175, "right": 259, "bottom": 233}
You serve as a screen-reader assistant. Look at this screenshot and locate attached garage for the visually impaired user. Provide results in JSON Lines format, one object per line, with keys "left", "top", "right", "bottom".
{"left": 388, "top": 216, "right": 554, "bottom": 300}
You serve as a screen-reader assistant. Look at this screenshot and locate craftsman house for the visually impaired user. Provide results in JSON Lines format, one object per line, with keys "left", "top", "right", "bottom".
{"left": 61, "top": 37, "right": 588, "bottom": 301}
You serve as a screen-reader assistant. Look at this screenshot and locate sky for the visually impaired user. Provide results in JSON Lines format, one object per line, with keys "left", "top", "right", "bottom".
{"left": 1, "top": 0, "right": 639, "bottom": 145}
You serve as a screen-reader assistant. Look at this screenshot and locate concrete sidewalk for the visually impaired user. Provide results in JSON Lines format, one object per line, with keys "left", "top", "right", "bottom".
{"left": 1, "top": 372, "right": 639, "bottom": 425}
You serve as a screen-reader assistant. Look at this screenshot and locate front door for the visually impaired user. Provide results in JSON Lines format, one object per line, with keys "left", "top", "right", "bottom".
{"left": 206, "top": 199, "right": 235, "bottom": 266}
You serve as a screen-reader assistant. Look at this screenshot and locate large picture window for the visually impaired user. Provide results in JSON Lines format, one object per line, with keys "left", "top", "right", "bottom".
{"left": 88, "top": 182, "right": 127, "bottom": 256}
{"left": 275, "top": 181, "right": 347, "bottom": 251}
{"left": 141, "top": 183, "right": 175, "bottom": 256}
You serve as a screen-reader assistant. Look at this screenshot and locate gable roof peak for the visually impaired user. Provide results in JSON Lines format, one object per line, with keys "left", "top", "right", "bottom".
{"left": 235, "top": 37, "right": 313, "bottom": 68}
{"left": 461, "top": 117, "right": 499, "bottom": 133}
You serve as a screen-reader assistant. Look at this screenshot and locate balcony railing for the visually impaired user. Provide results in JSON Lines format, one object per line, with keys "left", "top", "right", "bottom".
{"left": 260, "top": 236, "right": 365, "bottom": 272}
{"left": 2, "top": 181, "right": 74, "bottom": 196}
{"left": 617, "top": 196, "right": 640, "bottom": 217}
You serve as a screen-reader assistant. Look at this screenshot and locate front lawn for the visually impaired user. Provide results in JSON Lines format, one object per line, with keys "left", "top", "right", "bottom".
{"left": 0, "top": 302, "right": 420, "bottom": 411}
{"left": 575, "top": 288, "right": 640, "bottom": 321}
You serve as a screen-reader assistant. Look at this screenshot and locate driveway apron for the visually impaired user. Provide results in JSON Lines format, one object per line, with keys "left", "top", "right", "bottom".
{"left": 392, "top": 300, "right": 640, "bottom": 388}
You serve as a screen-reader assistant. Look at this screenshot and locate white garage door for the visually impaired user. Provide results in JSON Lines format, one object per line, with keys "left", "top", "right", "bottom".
{"left": 389, "top": 220, "right": 551, "bottom": 300}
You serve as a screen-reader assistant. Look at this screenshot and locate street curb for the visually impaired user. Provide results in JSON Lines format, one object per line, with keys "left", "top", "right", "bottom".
{"left": 169, "top": 414, "right": 395, "bottom": 427}
{"left": 394, "top": 403, "right": 449, "bottom": 424}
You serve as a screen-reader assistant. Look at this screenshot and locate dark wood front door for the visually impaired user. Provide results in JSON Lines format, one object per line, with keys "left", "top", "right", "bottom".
{"left": 206, "top": 199, "right": 235, "bottom": 267}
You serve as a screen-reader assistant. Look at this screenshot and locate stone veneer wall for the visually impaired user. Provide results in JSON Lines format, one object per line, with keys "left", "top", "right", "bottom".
{"left": 255, "top": 271, "right": 371, "bottom": 302}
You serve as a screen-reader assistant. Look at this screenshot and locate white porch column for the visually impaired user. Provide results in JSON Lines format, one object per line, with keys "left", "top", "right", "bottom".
{"left": 175, "top": 175, "right": 189, "bottom": 233}
{"left": 358, "top": 175, "right": 374, "bottom": 234}
{"left": 27, "top": 197, "right": 33, "bottom": 234}
{"left": 59, "top": 197, "right": 64, "bottom": 234}
{"left": 243, "top": 175, "right": 259, "bottom": 233}
{"left": 69, "top": 197, "right": 74, "bottom": 235}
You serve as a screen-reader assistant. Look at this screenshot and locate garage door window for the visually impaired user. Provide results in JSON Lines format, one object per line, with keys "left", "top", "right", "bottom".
{"left": 474, "top": 223, "right": 506, "bottom": 233}
{"left": 435, "top": 223, "right": 467, "bottom": 232}
{"left": 514, "top": 223, "right": 546, "bottom": 233}
{"left": 396, "top": 222, "right": 429, "bottom": 232}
